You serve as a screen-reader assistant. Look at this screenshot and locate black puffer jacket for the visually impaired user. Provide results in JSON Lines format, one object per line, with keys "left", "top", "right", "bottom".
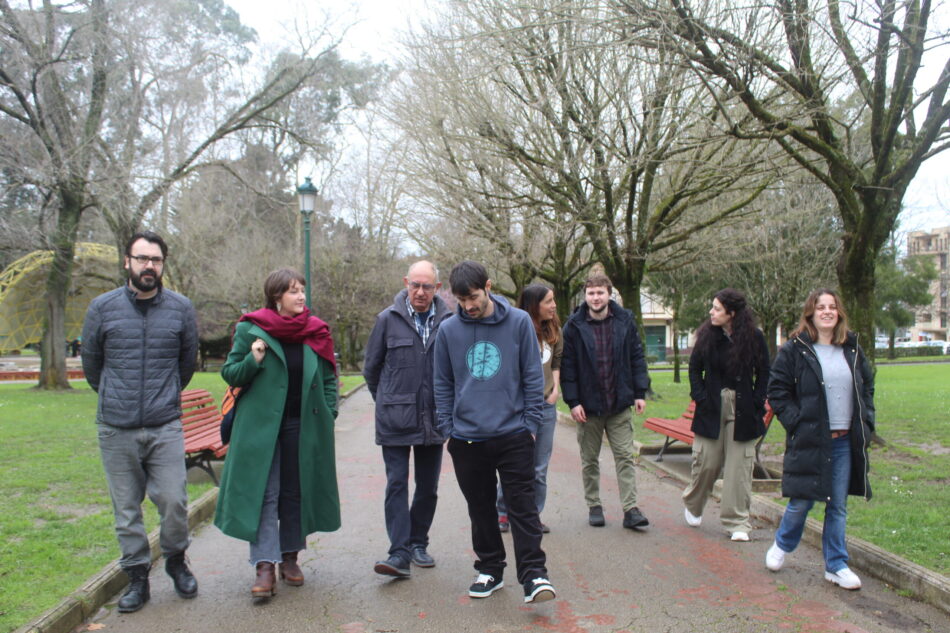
{"left": 81, "top": 286, "right": 198, "bottom": 428}
{"left": 363, "top": 290, "right": 452, "bottom": 446}
{"left": 767, "top": 331, "right": 875, "bottom": 501}
{"left": 688, "top": 327, "right": 770, "bottom": 442}
{"left": 561, "top": 300, "right": 649, "bottom": 416}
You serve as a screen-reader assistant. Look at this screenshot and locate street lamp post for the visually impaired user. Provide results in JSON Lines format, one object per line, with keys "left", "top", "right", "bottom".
{"left": 296, "top": 177, "right": 317, "bottom": 311}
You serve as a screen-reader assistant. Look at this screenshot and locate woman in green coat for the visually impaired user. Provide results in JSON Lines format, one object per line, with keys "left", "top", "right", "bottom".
{"left": 214, "top": 268, "right": 340, "bottom": 600}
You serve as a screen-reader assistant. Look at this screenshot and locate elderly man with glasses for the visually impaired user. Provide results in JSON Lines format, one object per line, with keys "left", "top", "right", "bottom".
{"left": 363, "top": 260, "right": 452, "bottom": 578}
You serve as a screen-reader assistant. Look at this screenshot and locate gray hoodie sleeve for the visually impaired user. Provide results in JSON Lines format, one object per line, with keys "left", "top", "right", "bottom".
{"left": 432, "top": 325, "right": 455, "bottom": 435}
{"left": 518, "top": 314, "right": 545, "bottom": 434}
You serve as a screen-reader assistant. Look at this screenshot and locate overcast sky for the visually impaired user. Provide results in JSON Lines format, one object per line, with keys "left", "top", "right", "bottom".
{"left": 225, "top": 0, "right": 948, "bottom": 234}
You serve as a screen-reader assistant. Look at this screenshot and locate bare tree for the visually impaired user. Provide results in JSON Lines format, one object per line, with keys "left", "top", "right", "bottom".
{"left": 0, "top": 0, "right": 109, "bottom": 387}
{"left": 0, "top": 0, "right": 380, "bottom": 387}
{"left": 621, "top": 0, "right": 950, "bottom": 352}
{"left": 390, "top": 0, "right": 775, "bottom": 330}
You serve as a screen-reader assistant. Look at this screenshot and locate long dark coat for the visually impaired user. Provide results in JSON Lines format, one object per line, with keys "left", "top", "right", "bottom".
{"left": 767, "top": 331, "right": 875, "bottom": 501}
{"left": 688, "top": 327, "right": 770, "bottom": 442}
{"left": 214, "top": 321, "right": 341, "bottom": 542}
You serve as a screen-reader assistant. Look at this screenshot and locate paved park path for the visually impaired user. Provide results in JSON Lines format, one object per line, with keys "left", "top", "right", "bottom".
{"left": 86, "top": 388, "right": 946, "bottom": 633}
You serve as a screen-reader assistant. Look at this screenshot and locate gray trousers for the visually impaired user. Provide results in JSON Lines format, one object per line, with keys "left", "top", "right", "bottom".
{"left": 97, "top": 420, "right": 190, "bottom": 570}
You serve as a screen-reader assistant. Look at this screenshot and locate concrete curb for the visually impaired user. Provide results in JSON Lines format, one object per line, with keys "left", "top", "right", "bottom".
{"left": 635, "top": 440, "right": 950, "bottom": 615}
{"left": 17, "top": 381, "right": 367, "bottom": 633}
{"left": 16, "top": 487, "right": 220, "bottom": 633}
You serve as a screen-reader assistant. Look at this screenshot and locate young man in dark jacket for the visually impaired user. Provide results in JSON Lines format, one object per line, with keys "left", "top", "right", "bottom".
{"left": 560, "top": 274, "right": 651, "bottom": 530}
{"left": 81, "top": 231, "right": 199, "bottom": 613}
{"left": 363, "top": 261, "right": 451, "bottom": 578}
{"left": 433, "top": 261, "right": 555, "bottom": 604}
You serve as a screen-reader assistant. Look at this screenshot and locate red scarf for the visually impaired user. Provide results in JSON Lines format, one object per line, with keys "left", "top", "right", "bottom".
{"left": 240, "top": 308, "right": 337, "bottom": 373}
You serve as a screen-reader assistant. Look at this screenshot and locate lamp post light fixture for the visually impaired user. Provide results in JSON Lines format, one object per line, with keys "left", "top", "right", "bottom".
{"left": 296, "top": 177, "right": 318, "bottom": 311}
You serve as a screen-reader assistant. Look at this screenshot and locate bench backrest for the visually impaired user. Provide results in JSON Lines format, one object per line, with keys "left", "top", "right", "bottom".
{"left": 181, "top": 389, "right": 226, "bottom": 456}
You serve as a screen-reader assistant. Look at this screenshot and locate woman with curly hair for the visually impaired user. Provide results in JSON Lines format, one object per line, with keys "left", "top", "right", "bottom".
{"left": 683, "top": 288, "right": 770, "bottom": 542}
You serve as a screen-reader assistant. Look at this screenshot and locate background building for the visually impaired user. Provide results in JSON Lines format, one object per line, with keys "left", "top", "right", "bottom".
{"left": 907, "top": 226, "right": 950, "bottom": 342}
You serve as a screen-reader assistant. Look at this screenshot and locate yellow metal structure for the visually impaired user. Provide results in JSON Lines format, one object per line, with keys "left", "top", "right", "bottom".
{"left": 0, "top": 243, "right": 120, "bottom": 352}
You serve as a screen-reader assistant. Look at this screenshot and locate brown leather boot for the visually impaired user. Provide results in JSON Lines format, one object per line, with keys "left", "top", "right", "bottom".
{"left": 279, "top": 551, "right": 304, "bottom": 586}
{"left": 251, "top": 562, "right": 276, "bottom": 598}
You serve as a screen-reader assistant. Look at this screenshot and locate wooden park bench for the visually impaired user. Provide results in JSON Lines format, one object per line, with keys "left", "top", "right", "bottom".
{"left": 181, "top": 388, "right": 228, "bottom": 485}
{"left": 643, "top": 400, "right": 775, "bottom": 476}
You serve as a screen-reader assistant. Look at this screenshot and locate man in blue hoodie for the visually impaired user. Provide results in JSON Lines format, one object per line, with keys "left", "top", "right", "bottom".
{"left": 433, "top": 261, "right": 556, "bottom": 604}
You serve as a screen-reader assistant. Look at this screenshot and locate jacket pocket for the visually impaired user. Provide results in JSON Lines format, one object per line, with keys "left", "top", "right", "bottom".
{"left": 386, "top": 337, "right": 416, "bottom": 369}
{"left": 378, "top": 392, "right": 419, "bottom": 432}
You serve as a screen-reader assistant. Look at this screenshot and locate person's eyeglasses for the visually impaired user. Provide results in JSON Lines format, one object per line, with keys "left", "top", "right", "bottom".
{"left": 129, "top": 255, "right": 165, "bottom": 265}
{"left": 409, "top": 282, "right": 436, "bottom": 292}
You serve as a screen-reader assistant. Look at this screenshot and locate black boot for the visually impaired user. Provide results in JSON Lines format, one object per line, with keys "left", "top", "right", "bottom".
{"left": 117, "top": 565, "right": 150, "bottom": 613}
{"left": 165, "top": 552, "right": 198, "bottom": 599}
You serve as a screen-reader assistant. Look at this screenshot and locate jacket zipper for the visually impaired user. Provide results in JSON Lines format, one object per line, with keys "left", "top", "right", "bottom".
{"left": 139, "top": 306, "right": 147, "bottom": 426}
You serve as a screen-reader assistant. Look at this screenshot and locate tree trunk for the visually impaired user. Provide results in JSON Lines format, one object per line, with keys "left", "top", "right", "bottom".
{"left": 37, "top": 196, "right": 82, "bottom": 390}
{"left": 764, "top": 318, "right": 778, "bottom": 361}
{"left": 837, "top": 238, "right": 878, "bottom": 362}
{"left": 671, "top": 318, "right": 681, "bottom": 384}
{"left": 553, "top": 282, "right": 575, "bottom": 325}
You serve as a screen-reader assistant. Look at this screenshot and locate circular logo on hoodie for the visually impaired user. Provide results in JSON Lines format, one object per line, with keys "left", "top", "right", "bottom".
{"left": 466, "top": 341, "right": 501, "bottom": 380}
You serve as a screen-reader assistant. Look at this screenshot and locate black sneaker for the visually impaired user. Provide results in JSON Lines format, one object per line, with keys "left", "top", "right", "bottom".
{"left": 374, "top": 555, "right": 411, "bottom": 578}
{"left": 410, "top": 546, "right": 435, "bottom": 568}
{"left": 523, "top": 577, "right": 556, "bottom": 603}
{"left": 622, "top": 506, "right": 649, "bottom": 529}
{"left": 588, "top": 505, "right": 606, "bottom": 527}
{"left": 468, "top": 573, "right": 504, "bottom": 598}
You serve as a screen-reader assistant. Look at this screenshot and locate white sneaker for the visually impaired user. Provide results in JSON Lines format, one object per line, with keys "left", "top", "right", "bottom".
{"left": 730, "top": 531, "right": 750, "bottom": 542}
{"left": 825, "top": 567, "right": 862, "bottom": 590}
{"left": 765, "top": 541, "right": 786, "bottom": 571}
{"left": 684, "top": 507, "right": 702, "bottom": 527}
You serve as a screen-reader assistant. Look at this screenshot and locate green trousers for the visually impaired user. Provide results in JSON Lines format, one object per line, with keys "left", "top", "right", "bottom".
{"left": 576, "top": 409, "right": 638, "bottom": 511}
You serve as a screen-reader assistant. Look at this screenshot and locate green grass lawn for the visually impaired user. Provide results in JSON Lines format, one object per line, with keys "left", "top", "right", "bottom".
{"left": 339, "top": 373, "right": 365, "bottom": 394}
{"left": 0, "top": 370, "right": 367, "bottom": 633}
{"left": 0, "top": 367, "right": 944, "bottom": 631}
{"left": 637, "top": 365, "right": 950, "bottom": 576}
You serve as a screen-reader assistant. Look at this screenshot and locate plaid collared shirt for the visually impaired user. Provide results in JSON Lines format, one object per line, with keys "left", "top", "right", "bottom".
{"left": 588, "top": 310, "right": 616, "bottom": 413}
{"left": 406, "top": 296, "right": 436, "bottom": 346}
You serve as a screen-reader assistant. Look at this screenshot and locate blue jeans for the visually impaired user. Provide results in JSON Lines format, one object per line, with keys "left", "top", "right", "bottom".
{"left": 775, "top": 435, "right": 851, "bottom": 573}
{"left": 381, "top": 444, "right": 444, "bottom": 562}
{"left": 250, "top": 417, "right": 304, "bottom": 565}
{"left": 497, "top": 402, "right": 556, "bottom": 517}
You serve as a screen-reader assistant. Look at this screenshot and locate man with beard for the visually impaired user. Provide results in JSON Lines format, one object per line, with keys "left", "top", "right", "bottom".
{"left": 433, "top": 260, "right": 555, "bottom": 604}
{"left": 81, "top": 231, "right": 199, "bottom": 613}
{"left": 560, "top": 274, "right": 651, "bottom": 530}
